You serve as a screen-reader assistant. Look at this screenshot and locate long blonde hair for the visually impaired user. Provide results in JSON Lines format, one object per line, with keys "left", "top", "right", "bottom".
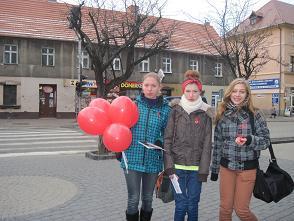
{"left": 215, "top": 78, "right": 256, "bottom": 123}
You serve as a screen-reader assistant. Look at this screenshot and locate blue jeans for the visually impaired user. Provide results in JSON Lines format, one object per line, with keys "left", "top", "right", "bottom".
{"left": 124, "top": 169, "right": 158, "bottom": 214}
{"left": 173, "top": 169, "right": 202, "bottom": 221}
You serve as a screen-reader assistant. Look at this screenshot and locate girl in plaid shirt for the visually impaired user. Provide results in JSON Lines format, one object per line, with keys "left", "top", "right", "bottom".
{"left": 210, "top": 78, "right": 270, "bottom": 221}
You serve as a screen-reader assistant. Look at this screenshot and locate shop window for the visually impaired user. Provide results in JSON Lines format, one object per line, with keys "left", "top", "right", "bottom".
{"left": 215, "top": 63, "right": 223, "bottom": 77}
{"left": 189, "top": 59, "right": 199, "bottom": 71}
{"left": 140, "top": 58, "right": 149, "bottom": 72}
{"left": 4, "top": 44, "right": 18, "bottom": 64}
{"left": 162, "top": 57, "right": 172, "bottom": 73}
{"left": 113, "top": 58, "right": 121, "bottom": 70}
{"left": 42, "top": 47, "right": 55, "bottom": 66}
{"left": 3, "top": 85, "right": 17, "bottom": 106}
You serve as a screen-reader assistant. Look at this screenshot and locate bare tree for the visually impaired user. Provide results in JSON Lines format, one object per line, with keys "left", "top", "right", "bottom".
{"left": 68, "top": 0, "right": 174, "bottom": 97}
{"left": 199, "top": 0, "right": 274, "bottom": 79}
{"left": 67, "top": 0, "right": 174, "bottom": 155}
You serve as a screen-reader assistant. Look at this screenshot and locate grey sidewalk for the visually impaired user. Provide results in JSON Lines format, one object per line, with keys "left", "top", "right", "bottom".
{"left": 0, "top": 154, "right": 293, "bottom": 221}
{"left": 0, "top": 117, "right": 294, "bottom": 221}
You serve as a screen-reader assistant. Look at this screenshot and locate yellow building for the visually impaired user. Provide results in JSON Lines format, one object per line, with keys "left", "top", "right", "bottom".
{"left": 241, "top": 0, "right": 294, "bottom": 115}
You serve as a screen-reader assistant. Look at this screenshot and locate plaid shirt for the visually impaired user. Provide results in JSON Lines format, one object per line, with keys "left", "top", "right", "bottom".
{"left": 211, "top": 108, "right": 270, "bottom": 174}
{"left": 121, "top": 95, "right": 170, "bottom": 173}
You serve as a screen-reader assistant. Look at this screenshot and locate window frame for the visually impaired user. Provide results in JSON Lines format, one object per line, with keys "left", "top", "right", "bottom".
{"left": 4, "top": 44, "right": 18, "bottom": 64}
{"left": 162, "top": 57, "right": 172, "bottom": 73}
{"left": 140, "top": 57, "right": 150, "bottom": 73}
{"left": 189, "top": 59, "right": 199, "bottom": 71}
{"left": 215, "top": 62, "right": 223, "bottom": 77}
{"left": 41, "top": 47, "right": 55, "bottom": 66}
{"left": 81, "top": 50, "right": 90, "bottom": 69}
{"left": 289, "top": 56, "right": 294, "bottom": 72}
{"left": 112, "top": 57, "right": 121, "bottom": 71}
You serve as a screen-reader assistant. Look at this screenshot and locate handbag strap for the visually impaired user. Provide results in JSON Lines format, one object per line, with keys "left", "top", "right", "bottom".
{"left": 248, "top": 111, "right": 276, "bottom": 163}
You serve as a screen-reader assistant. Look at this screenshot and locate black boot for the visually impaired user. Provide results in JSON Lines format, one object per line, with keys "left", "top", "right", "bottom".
{"left": 140, "top": 208, "right": 153, "bottom": 221}
{"left": 126, "top": 210, "right": 139, "bottom": 221}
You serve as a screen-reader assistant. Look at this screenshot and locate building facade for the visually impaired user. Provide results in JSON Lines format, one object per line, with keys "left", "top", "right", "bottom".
{"left": 0, "top": 0, "right": 234, "bottom": 118}
{"left": 240, "top": 0, "right": 294, "bottom": 115}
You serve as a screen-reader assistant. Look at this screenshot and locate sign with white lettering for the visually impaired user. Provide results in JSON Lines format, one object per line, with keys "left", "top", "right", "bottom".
{"left": 249, "top": 79, "right": 279, "bottom": 90}
{"left": 272, "top": 93, "right": 279, "bottom": 105}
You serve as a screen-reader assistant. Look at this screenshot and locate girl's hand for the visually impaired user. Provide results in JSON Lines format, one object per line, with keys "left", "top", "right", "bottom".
{"left": 169, "top": 174, "right": 178, "bottom": 180}
{"left": 235, "top": 136, "right": 247, "bottom": 146}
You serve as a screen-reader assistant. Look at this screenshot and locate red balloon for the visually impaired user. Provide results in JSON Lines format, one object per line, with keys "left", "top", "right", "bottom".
{"left": 89, "top": 98, "right": 110, "bottom": 113}
{"left": 103, "top": 123, "right": 132, "bottom": 152}
{"left": 109, "top": 96, "right": 139, "bottom": 128}
{"left": 77, "top": 107, "right": 111, "bottom": 135}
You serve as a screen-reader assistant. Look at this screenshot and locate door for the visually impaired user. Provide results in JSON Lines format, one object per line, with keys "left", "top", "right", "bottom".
{"left": 39, "top": 84, "right": 57, "bottom": 118}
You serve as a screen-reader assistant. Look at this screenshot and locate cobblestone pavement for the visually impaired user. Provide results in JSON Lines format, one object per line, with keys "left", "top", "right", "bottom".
{"left": 0, "top": 154, "right": 293, "bottom": 221}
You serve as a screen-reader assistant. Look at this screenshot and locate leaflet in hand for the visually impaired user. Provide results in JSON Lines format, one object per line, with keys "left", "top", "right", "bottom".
{"left": 170, "top": 175, "right": 182, "bottom": 194}
{"left": 138, "top": 141, "right": 165, "bottom": 151}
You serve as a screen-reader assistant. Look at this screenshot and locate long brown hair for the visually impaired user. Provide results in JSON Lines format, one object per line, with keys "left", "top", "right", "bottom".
{"left": 215, "top": 78, "right": 256, "bottom": 123}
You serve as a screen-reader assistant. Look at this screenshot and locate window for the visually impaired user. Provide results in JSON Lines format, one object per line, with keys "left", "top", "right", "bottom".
{"left": 81, "top": 50, "right": 89, "bottom": 69}
{"left": 3, "top": 85, "right": 17, "bottom": 106}
{"left": 41, "top": 47, "right": 55, "bottom": 66}
{"left": 162, "top": 57, "right": 172, "bottom": 73}
{"left": 250, "top": 16, "right": 257, "bottom": 25}
{"left": 189, "top": 59, "right": 198, "bottom": 71}
{"left": 140, "top": 58, "right": 149, "bottom": 72}
{"left": 4, "top": 44, "right": 18, "bottom": 64}
{"left": 289, "top": 56, "right": 294, "bottom": 72}
{"left": 215, "top": 63, "right": 223, "bottom": 77}
{"left": 211, "top": 92, "right": 220, "bottom": 109}
{"left": 113, "top": 58, "right": 121, "bottom": 70}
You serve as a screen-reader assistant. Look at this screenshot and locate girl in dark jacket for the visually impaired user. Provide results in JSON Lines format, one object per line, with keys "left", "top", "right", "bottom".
{"left": 210, "top": 78, "right": 270, "bottom": 221}
{"left": 164, "top": 70, "right": 213, "bottom": 221}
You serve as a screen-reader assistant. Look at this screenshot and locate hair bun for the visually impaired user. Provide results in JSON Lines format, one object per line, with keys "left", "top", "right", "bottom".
{"left": 184, "top": 70, "right": 200, "bottom": 80}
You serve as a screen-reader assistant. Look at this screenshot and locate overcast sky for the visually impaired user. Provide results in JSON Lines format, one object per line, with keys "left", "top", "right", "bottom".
{"left": 60, "top": 0, "right": 294, "bottom": 22}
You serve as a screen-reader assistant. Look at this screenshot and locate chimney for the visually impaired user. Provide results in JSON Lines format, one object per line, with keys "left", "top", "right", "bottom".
{"left": 127, "top": 5, "right": 139, "bottom": 15}
{"left": 204, "top": 20, "right": 210, "bottom": 26}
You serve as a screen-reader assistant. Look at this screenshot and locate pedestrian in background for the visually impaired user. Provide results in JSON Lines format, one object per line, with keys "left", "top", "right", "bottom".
{"left": 270, "top": 105, "right": 277, "bottom": 118}
{"left": 210, "top": 78, "right": 270, "bottom": 221}
{"left": 164, "top": 70, "right": 213, "bottom": 221}
{"left": 121, "top": 72, "right": 170, "bottom": 221}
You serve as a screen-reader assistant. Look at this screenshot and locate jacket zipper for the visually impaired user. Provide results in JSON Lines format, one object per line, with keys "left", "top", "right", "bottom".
{"left": 142, "top": 107, "right": 151, "bottom": 165}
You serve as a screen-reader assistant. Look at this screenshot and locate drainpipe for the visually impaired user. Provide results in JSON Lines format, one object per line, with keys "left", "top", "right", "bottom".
{"left": 278, "top": 25, "right": 282, "bottom": 116}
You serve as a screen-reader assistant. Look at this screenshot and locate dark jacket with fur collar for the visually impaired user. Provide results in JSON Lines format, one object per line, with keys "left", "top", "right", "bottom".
{"left": 164, "top": 99, "right": 213, "bottom": 182}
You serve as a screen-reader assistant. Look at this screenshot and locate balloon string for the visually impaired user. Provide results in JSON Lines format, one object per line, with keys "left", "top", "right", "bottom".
{"left": 122, "top": 151, "right": 128, "bottom": 174}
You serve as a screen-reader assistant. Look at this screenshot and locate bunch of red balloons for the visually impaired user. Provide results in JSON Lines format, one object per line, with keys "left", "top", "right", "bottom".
{"left": 77, "top": 96, "right": 139, "bottom": 152}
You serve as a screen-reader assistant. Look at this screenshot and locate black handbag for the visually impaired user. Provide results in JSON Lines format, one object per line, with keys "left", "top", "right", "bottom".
{"left": 155, "top": 171, "right": 174, "bottom": 203}
{"left": 249, "top": 112, "right": 294, "bottom": 203}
